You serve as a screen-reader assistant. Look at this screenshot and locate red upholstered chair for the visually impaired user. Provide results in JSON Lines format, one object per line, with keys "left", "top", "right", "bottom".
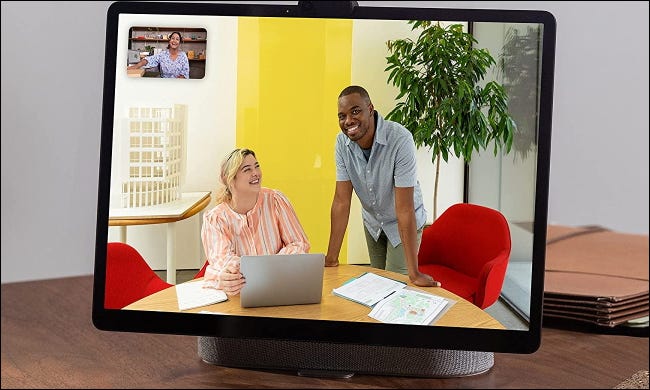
{"left": 105, "top": 242, "right": 173, "bottom": 309}
{"left": 418, "top": 203, "right": 511, "bottom": 309}
{"left": 195, "top": 260, "right": 208, "bottom": 279}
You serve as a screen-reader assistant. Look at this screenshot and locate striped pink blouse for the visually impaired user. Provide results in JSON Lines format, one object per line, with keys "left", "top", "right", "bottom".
{"left": 201, "top": 187, "right": 310, "bottom": 289}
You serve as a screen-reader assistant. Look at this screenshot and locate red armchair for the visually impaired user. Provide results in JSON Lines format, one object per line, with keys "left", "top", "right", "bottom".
{"left": 418, "top": 203, "right": 511, "bottom": 309}
{"left": 195, "top": 260, "right": 208, "bottom": 279}
{"left": 105, "top": 242, "right": 173, "bottom": 309}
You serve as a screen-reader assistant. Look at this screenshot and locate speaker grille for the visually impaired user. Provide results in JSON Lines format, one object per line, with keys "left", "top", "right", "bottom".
{"left": 198, "top": 337, "right": 493, "bottom": 378}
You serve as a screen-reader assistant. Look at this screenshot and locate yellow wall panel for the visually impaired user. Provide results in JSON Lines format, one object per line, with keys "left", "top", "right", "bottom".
{"left": 237, "top": 17, "right": 352, "bottom": 261}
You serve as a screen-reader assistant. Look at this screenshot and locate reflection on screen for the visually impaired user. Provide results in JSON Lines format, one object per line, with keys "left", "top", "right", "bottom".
{"left": 107, "top": 13, "right": 546, "bottom": 332}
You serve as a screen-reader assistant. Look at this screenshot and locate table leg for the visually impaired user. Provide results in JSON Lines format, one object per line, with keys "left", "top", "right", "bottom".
{"left": 119, "top": 226, "right": 127, "bottom": 243}
{"left": 166, "top": 223, "right": 176, "bottom": 284}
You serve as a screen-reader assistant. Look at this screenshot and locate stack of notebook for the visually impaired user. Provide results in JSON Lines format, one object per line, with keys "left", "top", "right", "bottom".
{"left": 543, "top": 225, "right": 648, "bottom": 335}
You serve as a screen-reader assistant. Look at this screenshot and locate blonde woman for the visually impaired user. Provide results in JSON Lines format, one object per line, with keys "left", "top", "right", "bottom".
{"left": 201, "top": 148, "right": 310, "bottom": 295}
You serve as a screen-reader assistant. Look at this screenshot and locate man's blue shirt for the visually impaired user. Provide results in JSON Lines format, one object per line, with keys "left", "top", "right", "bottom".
{"left": 335, "top": 112, "right": 427, "bottom": 247}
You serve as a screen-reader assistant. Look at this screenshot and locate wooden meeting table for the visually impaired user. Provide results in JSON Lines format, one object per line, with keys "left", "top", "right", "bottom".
{"left": 125, "top": 264, "right": 504, "bottom": 329}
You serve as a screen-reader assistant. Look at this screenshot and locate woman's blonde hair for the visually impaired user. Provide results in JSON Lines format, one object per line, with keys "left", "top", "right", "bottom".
{"left": 214, "top": 148, "right": 256, "bottom": 204}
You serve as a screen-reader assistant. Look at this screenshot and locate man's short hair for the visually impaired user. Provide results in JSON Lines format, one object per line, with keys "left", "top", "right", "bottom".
{"left": 339, "top": 85, "right": 371, "bottom": 103}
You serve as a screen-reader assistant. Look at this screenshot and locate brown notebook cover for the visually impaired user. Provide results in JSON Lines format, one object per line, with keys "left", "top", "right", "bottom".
{"left": 544, "top": 225, "right": 649, "bottom": 301}
{"left": 543, "top": 311, "right": 648, "bottom": 327}
{"left": 544, "top": 300, "right": 648, "bottom": 315}
{"left": 543, "top": 225, "right": 649, "bottom": 331}
{"left": 544, "top": 295, "right": 649, "bottom": 308}
{"left": 543, "top": 306, "right": 648, "bottom": 321}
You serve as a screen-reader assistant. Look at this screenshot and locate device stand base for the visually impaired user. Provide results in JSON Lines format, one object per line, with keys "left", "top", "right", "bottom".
{"left": 198, "top": 336, "right": 494, "bottom": 378}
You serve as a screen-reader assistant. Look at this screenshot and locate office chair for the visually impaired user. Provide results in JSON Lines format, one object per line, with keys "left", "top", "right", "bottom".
{"left": 418, "top": 203, "right": 511, "bottom": 309}
{"left": 105, "top": 242, "right": 173, "bottom": 309}
{"left": 195, "top": 260, "right": 208, "bottom": 279}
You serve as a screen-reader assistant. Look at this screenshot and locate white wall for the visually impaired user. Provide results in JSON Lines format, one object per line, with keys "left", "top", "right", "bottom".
{"left": 2, "top": 1, "right": 648, "bottom": 283}
{"left": 107, "top": 14, "right": 238, "bottom": 270}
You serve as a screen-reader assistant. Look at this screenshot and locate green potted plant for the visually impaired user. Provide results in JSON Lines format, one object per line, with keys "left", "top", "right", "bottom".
{"left": 385, "top": 21, "right": 516, "bottom": 219}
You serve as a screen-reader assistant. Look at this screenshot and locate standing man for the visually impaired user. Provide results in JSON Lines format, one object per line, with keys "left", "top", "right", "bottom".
{"left": 325, "top": 85, "right": 440, "bottom": 287}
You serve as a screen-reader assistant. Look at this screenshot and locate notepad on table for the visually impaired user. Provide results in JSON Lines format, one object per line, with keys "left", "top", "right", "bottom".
{"left": 368, "top": 288, "right": 449, "bottom": 325}
{"left": 332, "top": 272, "right": 406, "bottom": 307}
{"left": 332, "top": 272, "right": 449, "bottom": 325}
{"left": 176, "top": 280, "right": 227, "bottom": 311}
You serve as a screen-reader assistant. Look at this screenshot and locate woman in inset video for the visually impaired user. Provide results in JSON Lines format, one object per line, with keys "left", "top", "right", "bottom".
{"left": 127, "top": 31, "right": 190, "bottom": 79}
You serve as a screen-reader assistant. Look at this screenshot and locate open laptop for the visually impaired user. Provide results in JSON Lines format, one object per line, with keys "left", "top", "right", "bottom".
{"left": 239, "top": 253, "right": 325, "bottom": 308}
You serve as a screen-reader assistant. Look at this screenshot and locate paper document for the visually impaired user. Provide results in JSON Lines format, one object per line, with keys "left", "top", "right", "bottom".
{"left": 368, "top": 288, "right": 449, "bottom": 325}
{"left": 332, "top": 272, "right": 450, "bottom": 325}
{"left": 176, "top": 280, "right": 227, "bottom": 311}
{"left": 332, "top": 272, "right": 406, "bottom": 307}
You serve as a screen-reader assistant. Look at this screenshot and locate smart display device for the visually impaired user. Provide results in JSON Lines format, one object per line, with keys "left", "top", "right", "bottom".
{"left": 93, "top": 1, "right": 556, "bottom": 378}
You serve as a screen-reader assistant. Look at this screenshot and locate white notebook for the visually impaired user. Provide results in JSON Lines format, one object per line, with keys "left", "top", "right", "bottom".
{"left": 176, "top": 280, "right": 227, "bottom": 311}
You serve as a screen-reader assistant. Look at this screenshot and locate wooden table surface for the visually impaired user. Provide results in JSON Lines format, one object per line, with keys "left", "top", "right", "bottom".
{"left": 124, "top": 265, "right": 504, "bottom": 329}
{"left": 108, "top": 191, "right": 211, "bottom": 226}
{"left": 2, "top": 275, "right": 648, "bottom": 388}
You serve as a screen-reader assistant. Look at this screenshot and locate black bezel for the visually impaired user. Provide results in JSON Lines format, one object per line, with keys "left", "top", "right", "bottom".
{"left": 93, "top": 1, "right": 556, "bottom": 354}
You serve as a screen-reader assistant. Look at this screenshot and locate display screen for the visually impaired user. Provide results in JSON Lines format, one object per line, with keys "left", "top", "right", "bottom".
{"left": 94, "top": 1, "right": 556, "bottom": 354}
{"left": 125, "top": 26, "right": 207, "bottom": 79}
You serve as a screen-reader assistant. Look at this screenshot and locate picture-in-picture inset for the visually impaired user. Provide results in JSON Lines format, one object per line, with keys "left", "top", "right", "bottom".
{"left": 126, "top": 26, "right": 207, "bottom": 79}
